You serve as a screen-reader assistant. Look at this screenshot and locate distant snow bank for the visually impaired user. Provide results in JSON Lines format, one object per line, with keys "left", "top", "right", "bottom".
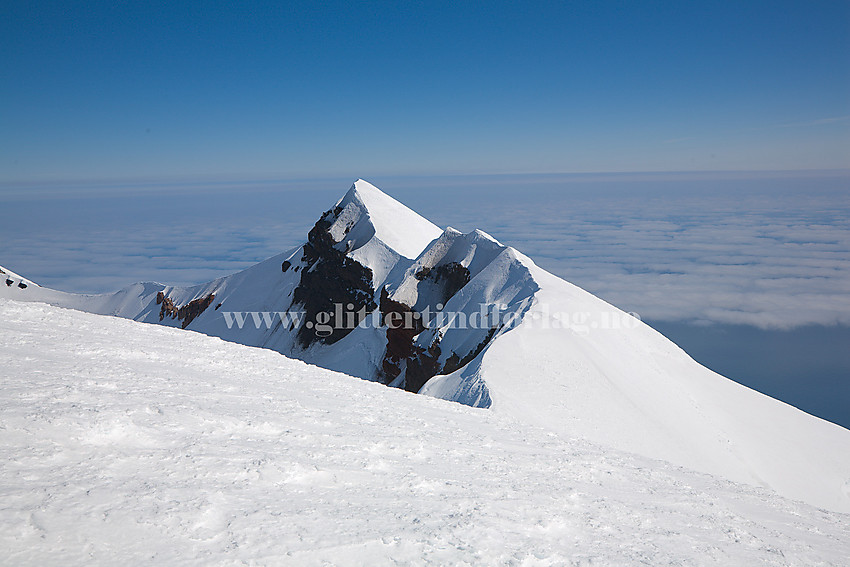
{"left": 1, "top": 298, "right": 848, "bottom": 566}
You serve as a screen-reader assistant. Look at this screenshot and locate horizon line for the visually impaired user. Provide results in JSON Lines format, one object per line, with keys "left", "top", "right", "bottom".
{"left": 2, "top": 167, "right": 848, "bottom": 191}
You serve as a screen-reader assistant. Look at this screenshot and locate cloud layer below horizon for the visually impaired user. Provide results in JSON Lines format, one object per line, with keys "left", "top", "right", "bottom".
{"left": 401, "top": 175, "right": 850, "bottom": 329}
{"left": 2, "top": 174, "right": 848, "bottom": 330}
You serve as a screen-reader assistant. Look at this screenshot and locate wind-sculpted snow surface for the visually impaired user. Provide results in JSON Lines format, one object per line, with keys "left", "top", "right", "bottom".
{"left": 2, "top": 299, "right": 849, "bottom": 566}
{"left": 3, "top": 179, "right": 850, "bottom": 514}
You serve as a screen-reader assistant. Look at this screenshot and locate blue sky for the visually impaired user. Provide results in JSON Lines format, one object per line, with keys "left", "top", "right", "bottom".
{"left": 2, "top": 1, "right": 848, "bottom": 183}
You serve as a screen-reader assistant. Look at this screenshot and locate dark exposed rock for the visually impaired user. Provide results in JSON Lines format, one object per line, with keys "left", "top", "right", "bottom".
{"left": 404, "top": 339, "right": 442, "bottom": 394}
{"left": 215, "top": 303, "right": 222, "bottom": 310}
{"left": 378, "top": 259, "right": 494, "bottom": 391}
{"left": 157, "top": 291, "right": 216, "bottom": 328}
{"left": 380, "top": 287, "right": 425, "bottom": 335}
{"left": 377, "top": 283, "right": 496, "bottom": 393}
{"left": 377, "top": 294, "right": 501, "bottom": 391}
{"left": 5, "top": 279, "right": 12, "bottom": 287}
{"left": 440, "top": 326, "right": 498, "bottom": 376}
{"left": 292, "top": 208, "right": 376, "bottom": 348}
{"left": 383, "top": 317, "right": 499, "bottom": 393}
{"left": 379, "top": 287, "right": 426, "bottom": 384}
{"left": 178, "top": 294, "right": 215, "bottom": 329}
{"left": 157, "top": 291, "right": 178, "bottom": 321}
{"left": 17, "top": 282, "right": 27, "bottom": 289}
{"left": 443, "top": 352, "right": 462, "bottom": 376}
{"left": 430, "top": 262, "right": 470, "bottom": 304}
{"left": 414, "top": 261, "right": 471, "bottom": 303}
{"left": 281, "top": 260, "right": 291, "bottom": 272}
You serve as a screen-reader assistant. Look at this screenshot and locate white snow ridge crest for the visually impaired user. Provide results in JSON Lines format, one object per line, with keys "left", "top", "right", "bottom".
{"left": 3, "top": 178, "right": 850, "bottom": 523}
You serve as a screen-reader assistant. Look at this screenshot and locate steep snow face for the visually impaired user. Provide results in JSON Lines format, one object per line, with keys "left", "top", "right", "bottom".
{"left": 3, "top": 299, "right": 850, "bottom": 565}
{"left": 4, "top": 180, "right": 850, "bottom": 514}
{"left": 389, "top": 227, "right": 508, "bottom": 313}
{"left": 334, "top": 179, "right": 443, "bottom": 260}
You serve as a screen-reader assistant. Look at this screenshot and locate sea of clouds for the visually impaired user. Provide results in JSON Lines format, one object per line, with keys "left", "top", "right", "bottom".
{"left": 393, "top": 171, "right": 850, "bottom": 330}
{"left": 2, "top": 171, "right": 848, "bottom": 330}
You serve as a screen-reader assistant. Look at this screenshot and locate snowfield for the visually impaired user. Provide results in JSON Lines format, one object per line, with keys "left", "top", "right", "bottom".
{"left": 1, "top": 298, "right": 848, "bottom": 565}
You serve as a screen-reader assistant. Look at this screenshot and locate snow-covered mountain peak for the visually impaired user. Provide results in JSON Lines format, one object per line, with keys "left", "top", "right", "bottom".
{"left": 470, "top": 228, "right": 502, "bottom": 246}
{"left": 334, "top": 179, "right": 442, "bottom": 259}
{"left": 388, "top": 226, "right": 518, "bottom": 315}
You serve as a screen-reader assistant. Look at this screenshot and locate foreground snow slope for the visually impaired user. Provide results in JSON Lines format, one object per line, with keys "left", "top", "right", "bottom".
{"left": 1, "top": 299, "right": 849, "bottom": 566}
